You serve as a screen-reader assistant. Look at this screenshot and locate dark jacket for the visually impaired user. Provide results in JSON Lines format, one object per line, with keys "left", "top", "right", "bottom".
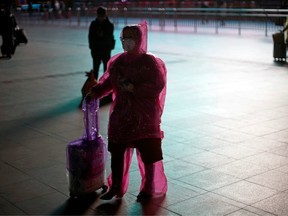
{"left": 88, "top": 17, "right": 114, "bottom": 51}
{"left": 0, "top": 8, "right": 17, "bottom": 36}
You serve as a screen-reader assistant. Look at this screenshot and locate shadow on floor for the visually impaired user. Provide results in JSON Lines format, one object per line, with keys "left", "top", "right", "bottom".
{"left": 51, "top": 194, "right": 167, "bottom": 215}
{"left": 50, "top": 193, "right": 123, "bottom": 215}
{"left": 138, "top": 196, "right": 167, "bottom": 215}
{"left": 273, "top": 60, "right": 288, "bottom": 67}
{"left": 49, "top": 193, "right": 100, "bottom": 215}
{"left": 95, "top": 195, "right": 167, "bottom": 215}
{"left": 0, "top": 97, "right": 81, "bottom": 131}
{"left": 94, "top": 199, "right": 123, "bottom": 215}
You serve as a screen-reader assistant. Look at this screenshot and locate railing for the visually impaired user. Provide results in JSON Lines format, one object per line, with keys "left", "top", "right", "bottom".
{"left": 15, "top": 7, "right": 288, "bottom": 36}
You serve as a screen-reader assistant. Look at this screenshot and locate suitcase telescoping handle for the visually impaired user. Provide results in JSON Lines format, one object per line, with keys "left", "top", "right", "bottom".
{"left": 84, "top": 97, "right": 99, "bottom": 141}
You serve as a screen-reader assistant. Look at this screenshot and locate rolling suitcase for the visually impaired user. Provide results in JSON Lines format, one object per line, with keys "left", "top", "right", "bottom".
{"left": 272, "top": 31, "right": 286, "bottom": 62}
{"left": 66, "top": 98, "right": 108, "bottom": 198}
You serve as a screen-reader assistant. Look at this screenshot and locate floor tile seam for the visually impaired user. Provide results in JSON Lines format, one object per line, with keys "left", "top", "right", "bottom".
{"left": 163, "top": 147, "right": 207, "bottom": 159}
{"left": 0, "top": 161, "right": 67, "bottom": 195}
{"left": 31, "top": 38, "right": 88, "bottom": 47}
{"left": 254, "top": 150, "right": 288, "bottom": 162}
{"left": 167, "top": 190, "right": 244, "bottom": 211}
{"left": 0, "top": 181, "right": 58, "bottom": 205}
{"left": 22, "top": 125, "right": 72, "bottom": 143}
{"left": 124, "top": 191, "right": 183, "bottom": 216}
{"left": 210, "top": 152, "right": 288, "bottom": 172}
{"left": 209, "top": 189, "right": 277, "bottom": 210}
{"left": 158, "top": 50, "right": 275, "bottom": 66}
{"left": 163, "top": 156, "right": 207, "bottom": 171}
{"left": 161, "top": 125, "right": 208, "bottom": 139}
{"left": 248, "top": 194, "right": 286, "bottom": 215}
{"left": 162, "top": 137, "right": 202, "bottom": 146}
{"left": 213, "top": 165, "right": 288, "bottom": 184}
{"left": 87, "top": 190, "right": 182, "bottom": 216}
{"left": 160, "top": 208, "right": 182, "bottom": 216}
{"left": 236, "top": 122, "right": 288, "bottom": 134}
{"left": 0, "top": 160, "right": 34, "bottom": 180}
{"left": 209, "top": 150, "right": 268, "bottom": 161}
{"left": 0, "top": 133, "right": 71, "bottom": 164}
{"left": 244, "top": 167, "right": 288, "bottom": 183}
{"left": 165, "top": 190, "right": 210, "bottom": 208}
{"left": 215, "top": 175, "right": 279, "bottom": 194}
{"left": 223, "top": 206, "right": 274, "bottom": 216}
{"left": 0, "top": 194, "right": 29, "bottom": 215}
{"left": 0, "top": 100, "right": 65, "bottom": 110}
{"left": 201, "top": 126, "right": 258, "bottom": 138}
{"left": 244, "top": 178, "right": 288, "bottom": 193}
{"left": 204, "top": 134, "right": 260, "bottom": 145}
{"left": 236, "top": 141, "right": 288, "bottom": 152}
{"left": 0, "top": 94, "right": 79, "bottom": 110}
{"left": 243, "top": 130, "right": 288, "bottom": 138}
{"left": 168, "top": 57, "right": 275, "bottom": 75}
{"left": 173, "top": 166, "right": 210, "bottom": 179}
{"left": 189, "top": 126, "right": 257, "bottom": 138}
{"left": 177, "top": 173, "right": 244, "bottom": 193}
{"left": 180, "top": 160, "right": 234, "bottom": 171}
{"left": 266, "top": 147, "right": 288, "bottom": 158}
{"left": 210, "top": 122, "right": 259, "bottom": 131}
{"left": 0, "top": 71, "right": 84, "bottom": 84}
{"left": 180, "top": 148, "right": 238, "bottom": 166}
{"left": 222, "top": 122, "right": 288, "bottom": 136}
{"left": 263, "top": 129, "right": 288, "bottom": 138}
{"left": 13, "top": 190, "right": 66, "bottom": 213}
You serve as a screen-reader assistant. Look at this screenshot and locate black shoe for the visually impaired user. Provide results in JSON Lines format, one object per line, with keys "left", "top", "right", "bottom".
{"left": 136, "top": 192, "right": 152, "bottom": 201}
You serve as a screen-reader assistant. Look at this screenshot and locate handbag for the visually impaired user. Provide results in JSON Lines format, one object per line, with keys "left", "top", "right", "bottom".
{"left": 14, "top": 26, "right": 28, "bottom": 45}
{"left": 80, "top": 70, "right": 97, "bottom": 107}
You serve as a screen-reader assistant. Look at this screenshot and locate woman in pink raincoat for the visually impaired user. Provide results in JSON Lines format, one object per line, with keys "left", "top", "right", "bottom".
{"left": 90, "top": 20, "right": 167, "bottom": 201}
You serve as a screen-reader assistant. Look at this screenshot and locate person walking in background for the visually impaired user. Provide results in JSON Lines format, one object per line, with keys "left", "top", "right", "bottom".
{"left": 88, "top": 6, "right": 115, "bottom": 80}
{"left": 89, "top": 21, "right": 167, "bottom": 201}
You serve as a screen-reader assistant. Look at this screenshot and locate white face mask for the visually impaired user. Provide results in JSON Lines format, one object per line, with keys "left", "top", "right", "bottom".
{"left": 121, "top": 38, "right": 136, "bottom": 52}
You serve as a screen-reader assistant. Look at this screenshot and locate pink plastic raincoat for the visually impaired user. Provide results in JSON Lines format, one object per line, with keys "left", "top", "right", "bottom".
{"left": 91, "top": 20, "right": 167, "bottom": 197}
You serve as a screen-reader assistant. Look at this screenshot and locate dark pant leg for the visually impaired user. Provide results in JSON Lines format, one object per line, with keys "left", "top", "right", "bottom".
{"left": 136, "top": 138, "right": 163, "bottom": 165}
{"left": 143, "top": 163, "right": 155, "bottom": 193}
{"left": 135, "top": 139, "right": 162, "bottom": 194}
{"left": 91, "top": 50, "right": 101, "bottom": 80}
{"left": 110, "top": 145, "right": 126, "bottom": 190}
{"left": 101, "top": 49, "right": 111, "bottom": 72}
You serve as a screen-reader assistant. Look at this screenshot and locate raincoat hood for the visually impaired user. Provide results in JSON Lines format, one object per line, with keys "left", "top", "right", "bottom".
{"left": 120, "top": 20, "right": 148, "bottom": 54}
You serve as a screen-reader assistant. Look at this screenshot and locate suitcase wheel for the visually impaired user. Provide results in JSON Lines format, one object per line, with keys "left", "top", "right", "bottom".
{"left": 274, "top": 58, "right": 286, "bottom": 62}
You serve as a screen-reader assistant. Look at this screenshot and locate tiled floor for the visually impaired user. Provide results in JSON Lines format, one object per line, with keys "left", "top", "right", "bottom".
{"left": 1, "top": 23, "right": 288, "bottom": 215}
